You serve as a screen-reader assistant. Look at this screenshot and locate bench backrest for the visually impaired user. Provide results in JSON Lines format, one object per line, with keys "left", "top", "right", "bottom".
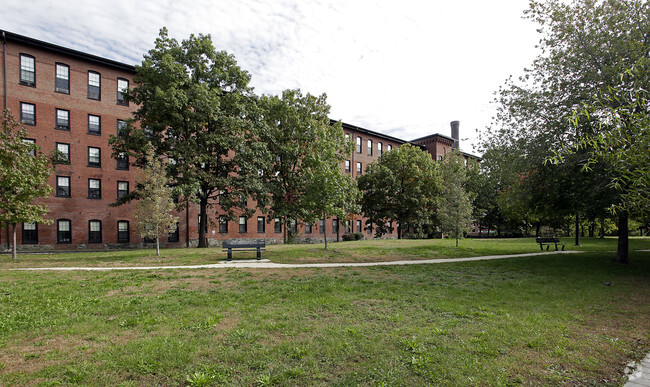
{"left": 223, "top": 239, "right": 266, "bottom": 249}
{"left": 536, "top": 237, "right": 559, "bottom": 243}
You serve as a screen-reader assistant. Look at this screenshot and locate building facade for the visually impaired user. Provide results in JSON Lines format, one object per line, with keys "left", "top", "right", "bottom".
{"left": 1, "top": 31, "right": 470, "bottom": 250}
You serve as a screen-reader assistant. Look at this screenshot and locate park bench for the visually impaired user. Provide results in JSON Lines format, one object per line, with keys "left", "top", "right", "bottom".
{"left": 536, "top": 237, "right": 565, "bottom": 251}
{"left": 222, "top": 239, "right": 266, "bottom": 261}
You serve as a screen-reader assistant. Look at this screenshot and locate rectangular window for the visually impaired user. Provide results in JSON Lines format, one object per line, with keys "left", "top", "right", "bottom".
{"left": 89, "top": 220, "right": 102, "bottom": 243}
{"left": 22, "top": 138, "right": 36, "bottom": 156}
{"left": 22, "top": 222, "right": 38, "bottom": 244}
{"left": 55, "top": 63, "right": 69, "bottom": 93}
{"left": 344, "top": 160, "right": 351, "bottom": 173}
{"left": 88, "top": 114, "right": 101, "bottom": 135}
{"left": 117, "top": 78, "right": 129, "bottom": 105}
{"left": 168, "top": 222, "right": 179, "bottom": 242}
{"left": 218, "top": 190, "right": 227, "bottom": 204}
{"left": 274, "top": 218, "right": 282, "bottom": 233}
{"left": 356, "top": 136, "right": 362, "bottom": 153}
{"left": 345, "top": 133, "right": 350, "bottom": 142}
{"left": 88, "top": 178, "right": 101, "bottom": 199}
{"left": 219, "top": 216, "right": 228, "bottom": 233}
{"left": 57, "top": 219, "right": 71, "bottom": 244}
{"left": 356, "top": 162, "right": 362, "bottom": 175}
{"left": 116, "top": 153, "right": 129, "bottom": 170}
{"left": 56, "top": 176, "right": 70, "bottom": 197}
{"left": 239, "top": 216, "right": 247, "bottom": 233}
{"left": 387, "top": 144, "right": 392, "bottom": 152}
{"left": 118, "top": 221, "right": 129, "bottom": 243}
{"left": 117, "top": 181, "right": 129, "bottom": 199}
{"left": 239, "top": 194, "right": 247, "bottom": 207}
{"left": 56, "top": 142, "right": 70, "bottom": 164}
{"left": 290, "top": 219, "right": 297, "bottom": 234}
{"left": 20, "top": 102, "right": 35, "bottom": 125}
{"left": 367, "top": 139, "right": 373, "bottom": 156}
{"left": 332, "top": 219, "right": 339, "bottom": 234}
{"left": 319, "top": 219, "right": 325, "bottom": 234}
{"left": 56, "top": 109, "right": 70, "bottom": 130}
{"left": 257, "top": 216, "right": 265, "bottom": 233}
{"left": 367, "top": 223, "right": 373, "bottom": 235}
{"left": 356, "top": 220, "right": 362, "bottom": 233}
{"left": 88, "top": 147, "right": 100, "bottom": 167}
{"left": 117, "top": 119, "right": 127, "bottom": 137}
{"left": 305, "top": 223, "right": 312, "bottom": 234}
{"left": 378, "top": 142, "right": 383, "bottom": 156}
{"left": 88, "top": 71, "right": 101, "bottom": 100}
{"left": 345, "top": 220, "right": 351, "bottom": 234}
{"left": 19, "top": 54, "right": 35, "bottom": 86}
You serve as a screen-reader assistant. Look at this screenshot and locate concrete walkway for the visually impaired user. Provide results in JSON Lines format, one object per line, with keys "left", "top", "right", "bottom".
{"left": 626, "top": 354, "right": 650, "bottom": 386}
{"left": 8, "top": 250, "right": 582, "bottom": 271}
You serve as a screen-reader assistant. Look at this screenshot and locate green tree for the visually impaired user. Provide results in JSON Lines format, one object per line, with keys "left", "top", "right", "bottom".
{"left": 438, "top": 151, "right": 474, "bottom": 247}
{"left": 110, "top": 27, "right": 263, "bottom": 248}
{"left": 133, "top": 145, "right": 179, "bottom": 257}
{"left": 358, "top": 144, "right": 442, "bottom": 238}
{"left": 258, "top": 90, "right": 353, "bottom": 243}
{"left": 0, "top": 110, "right": 53, "bottom": 260}
{"left": 481, "top": 0, "right": 649, "bottom": 262}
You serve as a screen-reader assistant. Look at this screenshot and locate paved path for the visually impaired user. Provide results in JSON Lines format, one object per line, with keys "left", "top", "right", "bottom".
{"left": 627, "top": 353, "right": 650, "bottom": 386}
{"left": 9, "top": 250, "right": 582, "bottom": 271}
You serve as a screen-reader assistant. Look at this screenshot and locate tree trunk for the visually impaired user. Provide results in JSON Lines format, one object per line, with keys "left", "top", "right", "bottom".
{"left": 12, "top": 223, "right": 17, "bottom": 261}
{"left": 615, "top": 211, "right": 629, "bottom": 264}
{"left": 524, "top": 217, "right": 529, "bottom": 237}
{"left": 535, "top": 222, "right": 541, "bottom": 238}
{"left": 283, "top": 215, "right": 287, "bottom": 244}
{"left": 156, "top": 237, "right": 160, "bottom": 257}
{"left": 588, "top": 219, "right": 595, "bottom": 238}
{"left": 599, "top": 216, "right": 605, "bottom": 239}
{"left": 323, "top": 215, "right": 328, "bottom": 250}
{"left": 574, "top": 212, "right": 580, "bottom": 246}
{"left": 198, "top": 197, "right": 208, "bottom": 248}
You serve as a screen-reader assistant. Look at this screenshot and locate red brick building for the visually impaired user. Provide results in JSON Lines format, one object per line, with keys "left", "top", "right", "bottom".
{"left": 1, "top": 31, "right": 470, "bottom": 250}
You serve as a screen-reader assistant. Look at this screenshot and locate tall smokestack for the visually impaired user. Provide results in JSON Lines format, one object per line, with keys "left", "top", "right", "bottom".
{"left": 450, "top": 121, "right": 460, "bottom": 150}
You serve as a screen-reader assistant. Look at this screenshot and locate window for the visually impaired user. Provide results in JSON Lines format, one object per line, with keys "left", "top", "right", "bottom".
{"left": 356, "top": 162, "right": 362, "bottom": 175}
{"left": 57, "top": 219, "right": 71, "bottom": 244}
{"left": 305, "top": 223, "right": 312, "bottom": 234}
{"left": 290, "top": 219, "right": 297, "bottom": 234}
{"left": 117, "top": 221, "right": 129, "bottom": 243}
{"left": 239, "top": 194, "right": 247, "bottom": 206}
{"left": 438, "top": 155, "right": 443, "bottom": 161}
{"left": 168, "top": 222, "right": 179, "bottom": 242}
{"left": 345, "top": 220, "right": 351, "bottom": 234}
{"left": 88, "top": 114, "right": 101, "bottom": 135}
{"left": 344, "top": 160, "right": 351, "bottom": 173}
{"left": 88, "top": 179, "right": 101, "bottom": 199}
{"left": 22, "top": 138, "right": 36, "bottom": 156}
{"left": 219, "top": 216, "right": 228, "bottom": 233}
{"left": 274, "top": 218, "right": 282, "bottom": 233}
{"left": 56, "top": 176, "right": 70, "bottom": 197}
{"left": 319, "top": 219, "right": 325, "bottom": 234}
{"left": 356, "top": 136, "right": 362, "bottom": 153}
{"left": 56, "top": 109, "right": 70, "bottom": 130}
{"left": 332, "top": 219, "right": 339, "bottom": 234}
{"left": 198, "top": 215, "right": 208, "bottom": 233}
{"left": 345, "top": 133, "right": 350, "bottom": 142}
{"left": 367, "top": 139, "right": 373, "bottom": 156}
{"left": 22, "top": 222, "right": 38, "bottom": 244}
{"left": 88, "top": 147, "right": 100, "bottom": 167}
{"left": 387, "top": 144, "right": 392, "bottom": 152}
{"left": 117, "top": 181, "right": 129, "bottom": 199}
{"left": 20, "top": 102, "right": 35, "bottom": 125}
{"left": 117, "top": 78, "right": 129, "bottom": 105}
{"left": 218, "top": 190, "right": 227, "bottom": 204}
{"left": 89, "top": 220, "right": 102, "bottom": 243}
{"left": 239, "top": 217, "right": 247, "bottom": 233}
{"left": 367, "top": 222, "right": 373, "bottom": 234}
{"left": 19, "top": 54, "right": 35, "bottom": 86}
{"left": 55, "top": 63, "right": 69, "bottom": 93}
{"left": 88, "top": 71, "right": 101, "bottom": 100}
{"left": 356, "top": 220, "right": 362, "bottom": 233}
{"left": 56, "top": 142, "right": 70, "bottom": 164}
{"left": 117, "top": 119, "right": 127, "bottom": 137}
{"left": 378, "top": 142, "right": 383, "bottom": 156}
{"left": 257, "top": 216, "right": 265, "bottom": 233}
{"left": 116, "top": 153, "right": 129, "bottom": 170}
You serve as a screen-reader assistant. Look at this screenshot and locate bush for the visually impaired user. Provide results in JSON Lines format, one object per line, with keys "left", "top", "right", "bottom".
{"left": 342, "top": 234, "right": 355, "bottom": 242}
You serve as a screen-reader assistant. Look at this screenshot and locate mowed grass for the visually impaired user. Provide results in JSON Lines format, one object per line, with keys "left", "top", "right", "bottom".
{"left": 3, "top": 236, "right": 650, "bottom": 268}
{"left": 0, "top": 238, "right": 648, "bottom": 385}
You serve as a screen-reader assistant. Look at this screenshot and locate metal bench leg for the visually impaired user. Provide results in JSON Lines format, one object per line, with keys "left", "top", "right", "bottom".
{"left": 256, "top": 247, "right": 261, "bottom": 260}
{"left": 540, "top": 244, "right": 543, "bottom": 251}
{"left": 228, "top": 249, "right": 232, "bottom": 261}
{"left": 555, "top": 244, "right": 559, "bottom": 251}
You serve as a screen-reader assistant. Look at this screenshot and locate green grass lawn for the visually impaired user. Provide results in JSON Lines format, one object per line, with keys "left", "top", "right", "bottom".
{"left": 0, "top": 238, "right": 649, "bottom": 385}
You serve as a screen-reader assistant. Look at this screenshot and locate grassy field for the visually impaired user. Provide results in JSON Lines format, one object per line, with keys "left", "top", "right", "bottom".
{"left": 0, "top": 237, "right": 649, "bottom": 385}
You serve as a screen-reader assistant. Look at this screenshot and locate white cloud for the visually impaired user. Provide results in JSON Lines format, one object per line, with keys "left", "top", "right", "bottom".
{"left": 1, "top": 0, "right": 540, "bottom": 154}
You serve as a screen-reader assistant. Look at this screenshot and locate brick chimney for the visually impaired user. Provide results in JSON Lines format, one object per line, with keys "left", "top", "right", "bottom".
{"left": 450, "top": 121, "right": 460, "bottom": 149}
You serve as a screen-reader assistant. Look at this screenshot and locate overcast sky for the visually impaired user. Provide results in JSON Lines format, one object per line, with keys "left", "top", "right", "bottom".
{"left": 2, "top": 0, "right": 540, "bottom": 154}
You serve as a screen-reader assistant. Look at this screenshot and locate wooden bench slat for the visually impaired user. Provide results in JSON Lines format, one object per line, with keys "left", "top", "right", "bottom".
{"left": 222, "top": 240, "right": 266, "bottom": 260}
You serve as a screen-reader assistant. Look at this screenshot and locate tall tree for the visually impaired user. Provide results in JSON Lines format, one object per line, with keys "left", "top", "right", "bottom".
{"left": 481, "top": 0, "right": 649, "bottom": 262}
{"left": 358, "top": 144, "right": 442, "bottom": 238}
{"left": 0, "top": 110, "right": 53, "bottom": 260}
{"left": 438, "top": 151, "right": 474, "bottom": 247}
{"left": 257, "top": 90, "right": 353, "bottom": 243}
{"left": 110, "top": 28, "right": 263, "bottom": 248}
{"left": 133, "top": 145, "right": 179, "bottom": 257}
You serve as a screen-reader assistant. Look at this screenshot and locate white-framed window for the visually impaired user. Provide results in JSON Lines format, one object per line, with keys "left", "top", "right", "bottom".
{"left": 55, "top": 63, "right": 69, "bottom": 93}
{"left": 117, "top": 78, "right": 129, "bottom": 105}
{"left": 19, "top": 54, "right": 35, "bottom": 86}
{"left": 88, "top": 71, "right": 101, "bottom": 100}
